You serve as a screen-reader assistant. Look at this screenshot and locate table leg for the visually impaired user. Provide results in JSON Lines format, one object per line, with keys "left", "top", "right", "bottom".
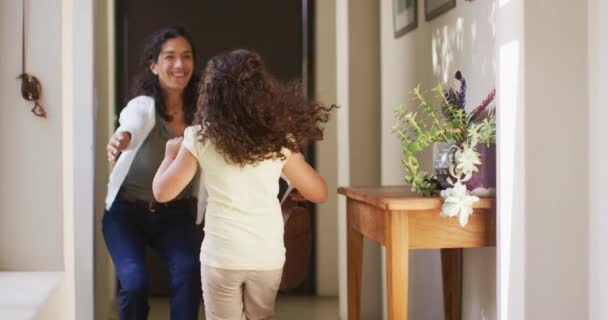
{"left": 347, "top": 209, "right": 363, "bottom": 320}
{"left": 441, "top": 248, "right": 463, "bottom": 320}
{"left": 386, "top": 212, "right": 409, "bottom": 320}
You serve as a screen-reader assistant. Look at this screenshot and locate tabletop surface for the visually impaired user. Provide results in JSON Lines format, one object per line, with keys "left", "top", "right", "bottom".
{"left": 337, "top": 186, "right": 495, "bottom": 211}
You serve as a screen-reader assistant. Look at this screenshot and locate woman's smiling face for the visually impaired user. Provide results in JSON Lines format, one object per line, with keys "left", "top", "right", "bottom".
{"left": 150, "top": 36, "right": 194, "bottom": 92}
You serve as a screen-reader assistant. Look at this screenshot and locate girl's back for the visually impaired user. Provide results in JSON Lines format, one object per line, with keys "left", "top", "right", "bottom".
{"left": 153, "top": 48, "right": 335, "bottom": 320}
{"left": 183, "top": 125, "right": 289, "bottom": 270}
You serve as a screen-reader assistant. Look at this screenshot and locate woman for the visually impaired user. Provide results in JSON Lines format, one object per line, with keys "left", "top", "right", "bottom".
{"left": 103, "top": 26, "right": 204, "bottom": 320}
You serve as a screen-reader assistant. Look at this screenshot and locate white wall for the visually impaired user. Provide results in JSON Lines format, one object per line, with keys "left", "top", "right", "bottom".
{"left": 495, "top": 0, "right": 525, "bottom": 318}
{"left": 496, "top": 0, "right": 591, "bottom": 319}
{"left": 336, "top": 0, "right": 383, "bottom": 318}
{"left": 589, "top": 0, "right": 608, "bottom": 319}
{"left": 71, "top": 0, "right": 95, "bottom": 317}
{"left": 40, "top": 0, "right": 95, "bottom": 318}
{"left": 0, "top": 0, "right": 97, "bottom": 318}
{"left": 380, "top": 0, "right": 497, "bottom": 319}
{"left": 315, "top": 0, "right": 339, "bottom": 296}
{"left": 336, "top": 0, "right": 351, "bottom": 316}
{"left": 0, "top": 0, "right": 64, "bottom": 271}
{"left": 522, "top": 0, "right": 589, "bottom": 318}
{"left": 0, "top": 0, "right": 79, "bottom": 317}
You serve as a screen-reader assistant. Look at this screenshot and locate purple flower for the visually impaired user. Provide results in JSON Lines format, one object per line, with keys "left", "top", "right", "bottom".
{"left": 444, "top": 88, "right": 459, "bottom": 106}
{"left": 442, "top": 71, "right": 467, "bottom": 120}
{"left": 455, "top": 71, "right": 466, "bottom": 109}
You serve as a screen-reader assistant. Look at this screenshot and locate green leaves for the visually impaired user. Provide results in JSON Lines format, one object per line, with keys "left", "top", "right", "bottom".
{"left": 393, "top": 85, "right": 452, "bottom": 195}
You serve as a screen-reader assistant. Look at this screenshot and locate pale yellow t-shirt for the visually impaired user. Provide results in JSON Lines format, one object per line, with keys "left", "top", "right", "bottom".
{"left": 183, "top": 125, "right": 290, "bottom": 270}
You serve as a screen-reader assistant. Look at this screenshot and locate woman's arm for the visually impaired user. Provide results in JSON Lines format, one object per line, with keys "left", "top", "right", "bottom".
{"left": 153, "top": 137, "right": 199, "bottom": 203}
{"left": 116, "top": 96, "right": 156, "bottom": 151}
{"left": 282, "top": 152, "right": 328, "bottom": 204}
{"left": 107, "top": 97, "right": 156, "bottom": 163}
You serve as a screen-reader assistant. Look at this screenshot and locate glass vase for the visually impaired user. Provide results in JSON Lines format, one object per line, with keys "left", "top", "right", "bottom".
{"left": 433, "top": 142, "right": 497, "bottom": 197}
{"left": 433, "top": 141, "right": 457, "bottom": 190}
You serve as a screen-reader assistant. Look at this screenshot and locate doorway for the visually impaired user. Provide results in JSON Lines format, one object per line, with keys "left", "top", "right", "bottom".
{"left": 114, "top": 0, "right": 317, "bottom": 297}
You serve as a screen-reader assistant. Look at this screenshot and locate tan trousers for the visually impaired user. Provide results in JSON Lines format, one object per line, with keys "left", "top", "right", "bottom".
{"left": 201, "top": 264, "right": 283, "bottom": 320}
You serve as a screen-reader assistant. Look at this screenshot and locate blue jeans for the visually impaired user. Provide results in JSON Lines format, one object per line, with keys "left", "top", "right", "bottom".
{"left": 102, "top": 197, "right": 201, "bottom": 320}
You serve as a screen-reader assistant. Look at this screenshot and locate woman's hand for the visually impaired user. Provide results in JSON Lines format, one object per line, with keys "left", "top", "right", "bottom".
{"left": 107, "top": 131, "right": 131, "bottom": 163}
{"left": 164, "top": 137, "right": 184, "bottom": 160}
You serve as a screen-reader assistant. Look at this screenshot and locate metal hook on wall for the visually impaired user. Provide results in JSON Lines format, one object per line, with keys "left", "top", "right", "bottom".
{"left": 17, "top": 0, "right": 46, "bottom": 118}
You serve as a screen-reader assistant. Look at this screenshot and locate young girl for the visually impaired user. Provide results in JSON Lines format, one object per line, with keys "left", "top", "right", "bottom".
{"left": 153, "top": 49, "right": 334, "bottom": 319}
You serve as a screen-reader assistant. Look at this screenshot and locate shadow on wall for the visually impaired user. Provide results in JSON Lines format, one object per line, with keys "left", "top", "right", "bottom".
{"left": 431, "top": 1, "right": 496, "bottom": 89}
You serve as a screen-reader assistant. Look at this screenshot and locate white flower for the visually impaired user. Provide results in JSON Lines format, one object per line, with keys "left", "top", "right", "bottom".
{"left": 452, "top": 144, "right": 481, "bottom": 181}
{"left": 440, "top": 181, "right": 480, "bottom": 226}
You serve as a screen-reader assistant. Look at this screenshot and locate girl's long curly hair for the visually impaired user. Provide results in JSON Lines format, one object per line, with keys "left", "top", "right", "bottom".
{"left": 130, "top": 26, "right": 199, "bottom": 124}
{"left": 196, "top": 49, "right": 336, "bottom": 166}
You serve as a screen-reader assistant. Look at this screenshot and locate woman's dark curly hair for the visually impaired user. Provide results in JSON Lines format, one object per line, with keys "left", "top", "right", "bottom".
{"left": 131, "top": 26, "right": 199, "bottom": 124}
{"left": 196, "top": 49, "right": 336, "bottom": 166}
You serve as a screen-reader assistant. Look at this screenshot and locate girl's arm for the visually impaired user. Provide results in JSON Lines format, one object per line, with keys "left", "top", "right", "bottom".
{"left": 282, "top": 152, "right": 328, "bottom": 204}
{"left": 153, "top": 137, "right": 199, "bottom": 203}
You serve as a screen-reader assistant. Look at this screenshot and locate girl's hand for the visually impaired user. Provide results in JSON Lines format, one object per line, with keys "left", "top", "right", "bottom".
{"left": 165, "top": 137, "right": 184, "bottom": 160}
{"left": 107, "top": 131, "right": 131, "bottom": 163}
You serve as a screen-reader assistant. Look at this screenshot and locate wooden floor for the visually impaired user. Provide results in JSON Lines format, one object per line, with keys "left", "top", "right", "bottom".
{"left": 147, "top": 295, "right": 339, "bottom": 320}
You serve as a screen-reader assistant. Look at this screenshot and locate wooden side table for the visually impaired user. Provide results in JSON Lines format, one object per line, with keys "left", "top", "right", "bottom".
{"left": 338, "top": 186, "right": 496, "bottom": 320}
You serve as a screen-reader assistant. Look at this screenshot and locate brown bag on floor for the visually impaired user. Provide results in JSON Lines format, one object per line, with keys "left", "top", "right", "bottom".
{"left": 279, "top": 191, "right": 312, "bottom": 292}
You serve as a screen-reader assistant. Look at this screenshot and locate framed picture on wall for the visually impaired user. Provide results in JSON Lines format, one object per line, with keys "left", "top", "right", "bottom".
{"left": 425, "top": 0, "right": 456, "bottom": 21}
{"left": 393, "top": 0, "right": 417, "bottom": 38}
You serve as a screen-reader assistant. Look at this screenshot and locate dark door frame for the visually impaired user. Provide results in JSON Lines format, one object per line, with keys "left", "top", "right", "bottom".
{"left": 114, "top": 0, "right": 319, "bottom": 295}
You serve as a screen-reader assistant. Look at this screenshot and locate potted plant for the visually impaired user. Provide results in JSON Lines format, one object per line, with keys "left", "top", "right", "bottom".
{"left": 392, "top": 71, "right": 496, "bottom": 226}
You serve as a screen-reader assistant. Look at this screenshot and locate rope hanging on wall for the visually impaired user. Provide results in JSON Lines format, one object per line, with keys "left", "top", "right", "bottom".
{"left": 17, "top": 0, "right": 46, "bottom": 118}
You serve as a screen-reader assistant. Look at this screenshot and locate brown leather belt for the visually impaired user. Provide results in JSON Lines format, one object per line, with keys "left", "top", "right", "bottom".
{"left": 118, "top": 189, "right": 192, "bottom": 212}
